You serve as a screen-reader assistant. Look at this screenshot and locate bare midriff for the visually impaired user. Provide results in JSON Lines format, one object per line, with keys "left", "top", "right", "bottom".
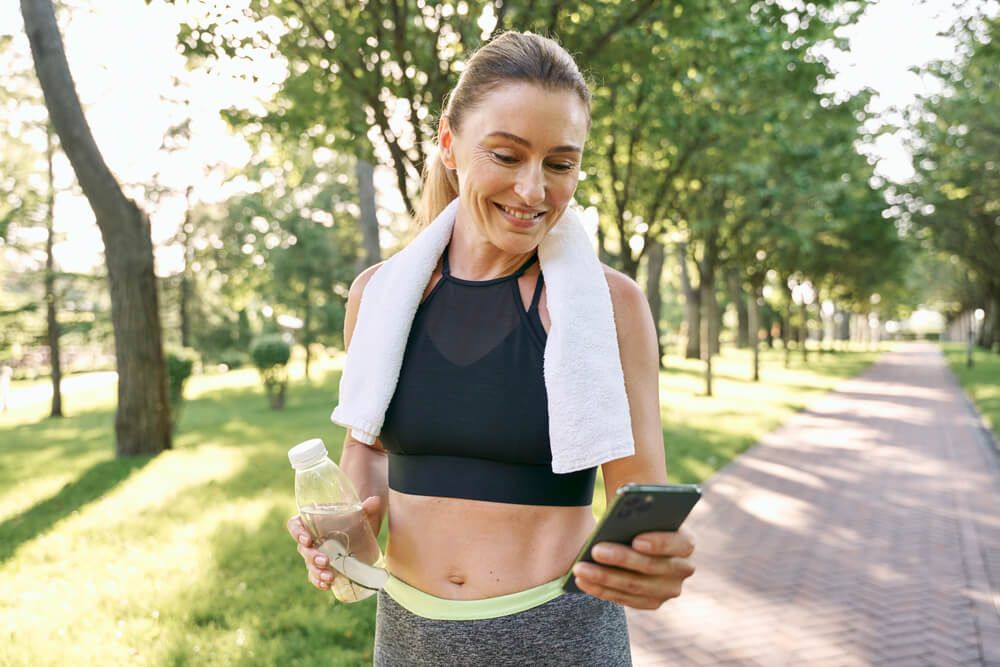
{"left": 385, "top": 488, "right": 595, "bottom": 599}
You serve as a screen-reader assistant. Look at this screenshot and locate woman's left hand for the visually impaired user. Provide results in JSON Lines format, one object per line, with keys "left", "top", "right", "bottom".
{"left": 571, "top": 528, "right": 695, "bottom": 610}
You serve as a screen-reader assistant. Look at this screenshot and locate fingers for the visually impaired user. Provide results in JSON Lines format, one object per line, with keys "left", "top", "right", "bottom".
{"left": 288, "top": 514, "right": 336, "bottom": 591}
{"left": 297, "top": 542, "right": 336, "bottom": 590}
{"left": 589, "top": 542, "right": 673, "bottom": 576}
{"left": 286, "top": 515, "right": 312, "bottom": 547}
{"left": 573, "top": 535, "right": 697, "bottom": 610}
{"left": 632, "top": 528, "right": 695, "bottom": 559}
{"left": 573, "top": 576, "right": 665, "bottom": 610}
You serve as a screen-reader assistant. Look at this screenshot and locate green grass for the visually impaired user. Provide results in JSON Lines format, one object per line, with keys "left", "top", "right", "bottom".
{"left": 940, "top": 342, "right": 1000, "bottom": 440}
{"left": 0, "top": 344, "right": 881, "bottom": 666}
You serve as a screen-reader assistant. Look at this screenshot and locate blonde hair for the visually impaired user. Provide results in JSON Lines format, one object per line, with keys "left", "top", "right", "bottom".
{"left": 414, "top": 31, "right": 592, "bottom": 227}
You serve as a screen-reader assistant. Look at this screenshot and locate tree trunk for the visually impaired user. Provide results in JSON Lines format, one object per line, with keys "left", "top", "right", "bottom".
{"left": 748, "top": 278, "right": 762, "bottom": 382}
{"left": 303, "top": 277, "right": 313, "bottom": 381}
{"left": 726, "top": 268, "right": 749, "bottom": 348}
{"left": 979, "top": 285, "right": 998, "bottom": 352}
{"left": 620, "top": 247, "right": 639, "bottom": 281}
{"left": 596, "top": 223, "right": 613, "bottom": 266}
{"left": 701, "top": 278, "right": 714, "bottom": 397}
{"left": 711, "top": 288, "right": 722, "bottom": 356}
{"left": 356, "top": 158, "right": 380, "bottom": 271}
{"left": 644, "top": 239, "right": 665, "bottom": 367}
{"left": 179, "top": 186, "right": 193, "bottom": 348}
{"left": 991, "top": 287, "right": 1000, "bottom": 353}
{"left": 782, "top": 276, "right": 793, "bottom": 368}
{"left": 837, "top": 309, "right": 850, "bottom": 350}
{"left": 23, "top": 0, "right": 171, "bottom": 455}
{"left": 700, "top": 234, "right": 720, "bottom": 357}
{"left": 800, "top": 302, "right": 809, "bottom": 363}
{"left": 698, "top": 234, "right": 719, "bottom": 396}
{"left": 677, "top": 243, "right": 700, "bottom": 359}
{"left": 45, "top": 123, "right": 62, "bottom": 418}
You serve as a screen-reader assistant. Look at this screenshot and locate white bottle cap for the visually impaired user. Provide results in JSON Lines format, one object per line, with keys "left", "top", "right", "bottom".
{"left": 288, "top": 438, "right": 328, "bottom": 470}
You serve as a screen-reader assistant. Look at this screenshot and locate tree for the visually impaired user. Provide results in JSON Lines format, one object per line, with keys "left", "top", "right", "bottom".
{"left": 897, "top": 14, "right": 1000, "bottom": 351}
{"left": 21, "top": 0, "right": 171, "bottom": 455}
{"left": 1, "top": 24, "right": 65, "bottom": 415}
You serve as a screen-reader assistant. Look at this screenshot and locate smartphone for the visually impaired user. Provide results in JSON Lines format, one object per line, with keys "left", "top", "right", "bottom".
{"left": 561, "top": 483, "right": 701, "bottom": 593}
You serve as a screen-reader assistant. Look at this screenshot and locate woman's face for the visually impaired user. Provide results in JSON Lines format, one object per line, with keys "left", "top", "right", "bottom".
{"left": 439, "top": 82, "right": 589, "bottom": 255}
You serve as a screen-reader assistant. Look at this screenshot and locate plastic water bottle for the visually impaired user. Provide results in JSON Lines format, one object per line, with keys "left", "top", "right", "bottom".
{"left": 288, "top": 438, "right": 387, "bottom": 602}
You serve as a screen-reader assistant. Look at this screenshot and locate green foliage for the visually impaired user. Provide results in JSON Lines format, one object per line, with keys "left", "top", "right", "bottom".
{"left": 250, "top": 335, "right": 291, "bottom": 369}
{"left": 250, "top": 334, "right": 291, "bottom": 410}
{"left": 217, "top": 349, "right": 250, "bottom": 370}
{"left": 165, "top": 346, "right": 198, "bottom": 431}
{"left": 895, "top": 13, "right": 1000, "bottom": 341}
{"left": 159, "top": 0, "right": 910, "bottom": 354}
{"left": 0, "top": 347, "right": 881, "bottom": 664}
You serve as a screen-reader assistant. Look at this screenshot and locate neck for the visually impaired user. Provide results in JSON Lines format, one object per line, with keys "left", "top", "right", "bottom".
{"left": 446, "top": 211, "right": 535, "bottom": 281}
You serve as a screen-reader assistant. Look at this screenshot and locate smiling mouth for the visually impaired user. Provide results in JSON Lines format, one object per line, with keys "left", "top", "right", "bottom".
{"left": 494, "top": 202, "right": 546, "bottom": 221}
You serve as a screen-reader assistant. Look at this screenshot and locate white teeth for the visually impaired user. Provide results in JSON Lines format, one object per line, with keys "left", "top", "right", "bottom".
{"left": 498, "top": 204, "right": 541, "bottom": 220}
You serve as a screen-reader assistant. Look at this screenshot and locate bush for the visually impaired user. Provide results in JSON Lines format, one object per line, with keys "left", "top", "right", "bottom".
{"left": 250, "top": 335, "right": 291, "bottom": 409}
{"left": 217, "top": 349, "right": 250, "bottom": 370}
{"left": 166, "top": 347, "right": 198, "bottom": 432}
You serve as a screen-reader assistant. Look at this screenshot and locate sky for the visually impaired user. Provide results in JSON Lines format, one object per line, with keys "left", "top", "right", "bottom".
{"left": 0, "top": 0, "right": 981, "bottom": 275}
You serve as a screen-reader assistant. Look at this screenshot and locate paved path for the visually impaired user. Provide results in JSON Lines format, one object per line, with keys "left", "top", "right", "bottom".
{"left": 628, "top": 343, "right": 1000, "bottom": 666}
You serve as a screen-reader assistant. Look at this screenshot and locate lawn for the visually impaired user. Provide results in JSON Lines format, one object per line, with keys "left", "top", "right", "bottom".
{"left": 0, "top": 344, "right": 881, "bottom": 666}
{"left": 940, "top": 342, "right": 1000, "bottom": 441}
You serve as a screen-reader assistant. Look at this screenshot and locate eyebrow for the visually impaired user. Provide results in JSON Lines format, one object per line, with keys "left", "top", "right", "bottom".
{"left": 485, "top": 131, "right": 581, "bottom": 155}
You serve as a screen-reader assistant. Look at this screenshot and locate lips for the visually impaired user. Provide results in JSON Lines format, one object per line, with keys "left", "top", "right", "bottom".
{"left": 493, "top": 202, "right": 545, "bottom": 221}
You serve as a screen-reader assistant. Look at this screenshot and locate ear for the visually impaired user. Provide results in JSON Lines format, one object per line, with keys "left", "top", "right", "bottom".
{"left": 439, "top": 116, "right": 457, "bottom": 170}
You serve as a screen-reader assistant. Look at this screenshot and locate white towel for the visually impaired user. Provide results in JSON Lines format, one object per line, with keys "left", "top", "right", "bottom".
{"left": 331, "top": 198, "right": 635, "bottom": 474}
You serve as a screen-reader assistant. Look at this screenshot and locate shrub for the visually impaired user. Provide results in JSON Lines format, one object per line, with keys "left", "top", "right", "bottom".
{"left": 217, "top": 349, "right": 250, "bottom": 370}
{"left": 165, "top": 346, "right": 198, "bottom": 431}
{"left": 250, "top": 334, "right": 291, "bottom": 409}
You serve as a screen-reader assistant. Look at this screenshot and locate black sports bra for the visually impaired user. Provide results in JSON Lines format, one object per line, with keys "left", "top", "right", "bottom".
{"left": 379, "top": 247, "right": 596, "bottom": 506}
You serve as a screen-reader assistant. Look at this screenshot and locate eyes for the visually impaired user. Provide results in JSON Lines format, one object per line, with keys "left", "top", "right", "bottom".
{"left": 489, "top": 151, "right": 577, "bottom": 173}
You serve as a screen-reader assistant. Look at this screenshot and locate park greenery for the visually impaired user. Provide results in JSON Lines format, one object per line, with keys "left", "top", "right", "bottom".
{"left": 1, "top": 347, "right": 884, "bottom": 665}
{"left": 2, "top": 2, "right": 997, "bottom": 455}
{"left": 1, "top": 0, "right": 998, "bottom": 662}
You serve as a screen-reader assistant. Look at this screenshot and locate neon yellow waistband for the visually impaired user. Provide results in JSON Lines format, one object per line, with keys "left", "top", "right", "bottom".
{"left": 383, "top": 574, "right": 565, "bottom": 621}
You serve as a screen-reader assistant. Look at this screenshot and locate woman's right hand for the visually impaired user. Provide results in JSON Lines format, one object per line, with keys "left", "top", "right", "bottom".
{"left": 286, "top": 495, "right": 385, "bottom": 591}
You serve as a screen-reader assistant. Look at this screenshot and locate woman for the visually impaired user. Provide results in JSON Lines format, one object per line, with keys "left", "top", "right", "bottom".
{"left": 287, "top": 31, "right": 695, "bottom": 666}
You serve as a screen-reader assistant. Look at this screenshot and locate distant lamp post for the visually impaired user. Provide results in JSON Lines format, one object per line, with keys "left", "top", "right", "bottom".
{"left": 968, "top": 308, "right": 986, "bottom": 368}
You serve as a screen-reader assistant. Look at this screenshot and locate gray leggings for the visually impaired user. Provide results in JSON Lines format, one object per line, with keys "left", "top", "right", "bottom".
{"left": 373, "top": 589, "right": 632, "bottom": 666}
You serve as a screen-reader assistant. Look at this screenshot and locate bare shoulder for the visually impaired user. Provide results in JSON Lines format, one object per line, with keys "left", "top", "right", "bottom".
{"left": 348, "top": 261, "right": 387, "bottom": 303}
{"left": 601, "top": 264, "right": 654, "bottom": 334}
{"left": 344, "top": 261, "right": 387, "bottom": 347}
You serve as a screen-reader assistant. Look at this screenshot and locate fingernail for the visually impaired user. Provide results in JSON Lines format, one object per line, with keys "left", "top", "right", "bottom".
{"left": 315, "top": 555, "right": 327, "bottom": 567}
{"left": 321, "top": 571, "right": 332, "bottom": 582}
{"left": 298, "top": 534, "right": 310, "bottom": 545}
{"left": 634, "top": 539, "right": 653, "bottom": 552}
{"left": 592, "top": 544, "right": 614, "bottom": 560}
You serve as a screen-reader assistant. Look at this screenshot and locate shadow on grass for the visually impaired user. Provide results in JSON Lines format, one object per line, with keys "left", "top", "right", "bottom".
{"left": 153, "top": 440, "right": 376, "bottom": 666}
{"left": 0, "top": 454, "right": 152, "bottom": 565}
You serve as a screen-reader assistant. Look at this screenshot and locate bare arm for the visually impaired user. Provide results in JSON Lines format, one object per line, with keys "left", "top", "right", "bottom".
{"left": 287, "top": 262, "right": 389, "bottom": 590}
{"left": 600, "top": 266, "right": 669, "bottom": 499}
{"left": 337, "top": 262, "right": 389, "bottom": 530}
{"left": 573, "top": 268, "right": 695, "bottom": 610}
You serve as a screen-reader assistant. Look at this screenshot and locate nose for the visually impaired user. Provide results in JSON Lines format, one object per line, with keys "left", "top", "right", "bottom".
{"left": 513, "top": 163, "right": 545, "bottom": 206}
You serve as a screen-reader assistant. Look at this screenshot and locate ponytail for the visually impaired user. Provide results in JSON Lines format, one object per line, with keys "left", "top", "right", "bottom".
{"left": 414, "top": 149, "right": 459, "bottom": 228}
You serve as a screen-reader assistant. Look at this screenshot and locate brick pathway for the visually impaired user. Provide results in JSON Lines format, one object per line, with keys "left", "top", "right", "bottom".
{"left": 629, "top": 343, "right": 1000, "bottom": 666}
